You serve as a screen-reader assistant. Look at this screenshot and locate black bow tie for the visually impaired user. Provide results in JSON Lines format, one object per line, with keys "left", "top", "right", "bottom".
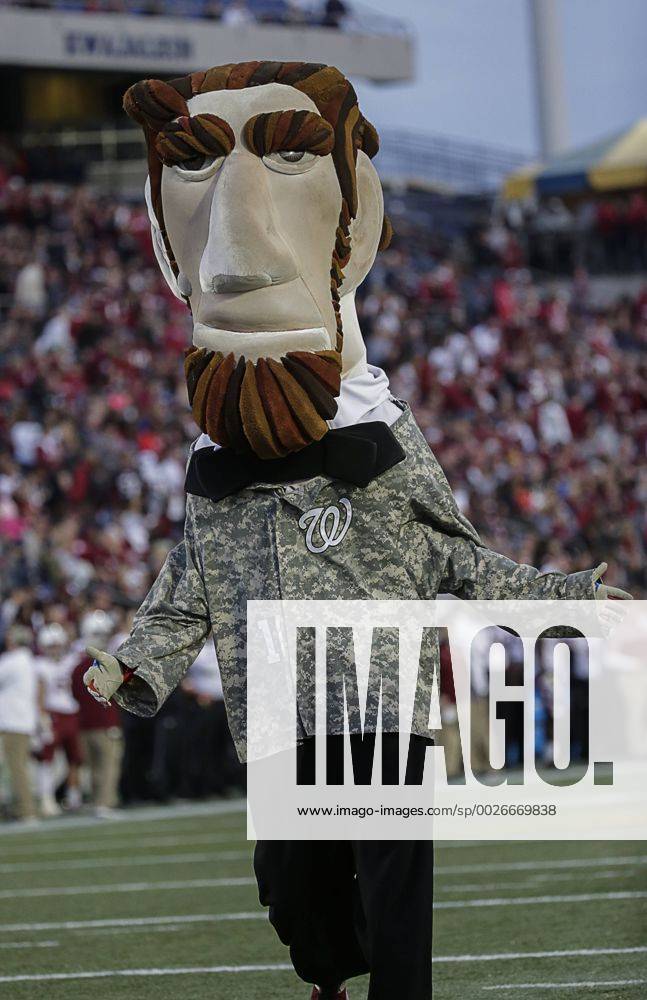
{"left": 185, "top": 421, "right": 406, "bottom": 502}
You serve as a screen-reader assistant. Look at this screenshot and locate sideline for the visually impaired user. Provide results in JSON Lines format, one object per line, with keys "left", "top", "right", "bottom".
{"left": 0, "top": 799, "right": 247, "bottom": 836}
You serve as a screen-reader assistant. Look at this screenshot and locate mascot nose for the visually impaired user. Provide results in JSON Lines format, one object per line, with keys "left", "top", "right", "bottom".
{"left": 199, "top": 154, "right": 298, "bottom": 295}
{"left": 210, "top": 272, "right": 273, "bottom": 293}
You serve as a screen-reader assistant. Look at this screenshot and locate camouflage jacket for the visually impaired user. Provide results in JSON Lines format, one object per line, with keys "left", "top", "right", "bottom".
{"left": 114, "top": 405, "right": 595, "bottom": 761}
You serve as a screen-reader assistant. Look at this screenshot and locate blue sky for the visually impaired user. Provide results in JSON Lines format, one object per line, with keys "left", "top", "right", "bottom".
{"left": 353, "top": 0, "right": 647, "bottom": 154}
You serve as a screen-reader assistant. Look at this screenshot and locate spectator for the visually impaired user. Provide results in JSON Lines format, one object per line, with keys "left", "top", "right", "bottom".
{"left": 0, "top": 624, "right": 40, "bottom": 822}
{"left": 35, "top": 623, "right": 82, "bottom": 814}
{"left": 71, "top": 610, "right": 123, "bottom": 816}
{"left": 13, "top": 260, "right": 47, "bottom": 317}
{"left": 222, "top": 0, "right": 253, "bottom": 26}
{"left": 203, "top": 0, "right": 223, "bottom": 19}
{"left": 178, "top": 638, "right": 244, "bottom": 798}
{"left": 322, "top": 0, "right": 347, "bottom": 29}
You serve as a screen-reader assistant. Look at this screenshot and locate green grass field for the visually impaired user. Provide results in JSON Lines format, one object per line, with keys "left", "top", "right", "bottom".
{"left": 0, "top": 803, "right": 645, "bottom": 999}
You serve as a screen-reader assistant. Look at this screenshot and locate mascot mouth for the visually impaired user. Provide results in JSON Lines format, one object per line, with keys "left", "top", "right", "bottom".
{"left": 185, "top": 345, "right": 342, "bottom": 459}
{"left": 192, "top": 323, "right": 330, "bottom": 362}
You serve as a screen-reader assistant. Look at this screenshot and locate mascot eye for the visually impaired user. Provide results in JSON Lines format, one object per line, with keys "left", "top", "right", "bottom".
{"left": 262, "top": 150, "right": 316, "bottom": 175}
{"left": 172, "top": 155, "right": 223, "bottom": 180}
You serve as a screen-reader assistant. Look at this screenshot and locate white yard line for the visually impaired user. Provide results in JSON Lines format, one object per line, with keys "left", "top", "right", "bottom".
{"left": 0, "top": 877, "right": 256, "bottom": 899}
{"left": 436, "top": 946, "right": 647, "bottom": 963}
{"left": 483, "top": 981, "right": 647, "bottom": 992}
{"left": 0, "top": 941, "right": 58, "bottom": 950}
{"left": 81, "top": 924, "right": 226, "bottom": 938}
{"left": 0, "top": 913, "right": 265, "bottom": 933}
{"left": 0, "top": 851, "right": 250, "bottom": 874}
{"left": 0, "top": 964, "right": 293, "bottom": 984}
{"left": 2, "top": 879, "right": 644, "bottom": 905}
{"left": 0, "top": 800, "right": 246, "bottom": 837}
{"left": 435, "top": 855, "right": 647, "bottom": 875}
{"left": 3, "top": 852, "right": 641, "bottom": 877}
{"left": 438, "top": 870, "right": 622, "bottom": 894}
{"left": 438, "top": 841, "right": 602, "bottom": 851}
{"left": 0, "top": 833, "right": 243, "bottom": 857}
{"left": 435, "top": 890, "right": 647, "bottom": 910}
{"left": 0, "top": 951, "right": 646, "bottom": 985}
{"left": 0, "top": 837, "right": 487, "bottom": 859}
{"left": 1, "top": 889, "right": 645, "bottom": 927}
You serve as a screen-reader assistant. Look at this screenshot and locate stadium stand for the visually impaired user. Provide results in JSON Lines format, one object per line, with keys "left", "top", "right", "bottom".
{"left": 2, "top": 0, "right": 353, "bottom": 29}
{"left": 0, "top": 156, "right": 644, "bottom": 811}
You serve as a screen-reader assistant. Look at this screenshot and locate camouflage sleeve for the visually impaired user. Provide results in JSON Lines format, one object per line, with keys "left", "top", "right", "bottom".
{"left": 113, "top": 519, "right": 211, "bottom": 718}
{"left": 438, "top": 534, "right": 596, "bottom": 601}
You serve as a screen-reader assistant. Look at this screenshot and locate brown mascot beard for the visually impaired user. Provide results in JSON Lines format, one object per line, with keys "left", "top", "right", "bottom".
{"left": 124, "top": 60, "right": 392, "bottom": 458}
{"left": 185, "top": 347, "right": 342, "bottom": 460}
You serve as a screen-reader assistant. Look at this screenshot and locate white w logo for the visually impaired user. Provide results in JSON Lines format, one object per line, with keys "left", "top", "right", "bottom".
{"left": 298, "top": 498, "right": 353, "bottom": 554}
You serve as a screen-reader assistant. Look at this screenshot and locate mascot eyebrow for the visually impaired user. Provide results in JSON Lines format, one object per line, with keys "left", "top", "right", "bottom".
{"left": 244, "top": 110, "right": 335, "bottom": 157}
{"left": 156, "top": 109, "right": 334, "bottom": 168}
{"left": 156, "top": 114, "right": 235, "bottom": 167}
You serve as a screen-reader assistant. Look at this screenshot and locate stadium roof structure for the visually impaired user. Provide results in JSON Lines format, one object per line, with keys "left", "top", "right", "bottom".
{"left": 503, "top": 118, "right": 647, "bottom": 200}
{"left": 0, "top": 2, "right": 413, "bottom": 84}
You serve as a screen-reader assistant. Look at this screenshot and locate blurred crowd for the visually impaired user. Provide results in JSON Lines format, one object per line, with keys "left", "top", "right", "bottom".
{"left": 364, "top": 199, "right": 645, "bottom": 591}
{"left": 508, "top": 193, "right": 647, "bottom": 276}
{"left": 0, "top": 614, "right": 242, "bottom": 822}
{"left": 2, "top": 0, "right": 353, "bottom": 30}
{"left": 0, "top": 174, "right": 644, "bottom": 820}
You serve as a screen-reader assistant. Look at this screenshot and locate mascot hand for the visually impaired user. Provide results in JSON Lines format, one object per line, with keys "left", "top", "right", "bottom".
{"left": 593, "top": 562, "right": 633, "bottom": 601}
{"left": 592, "top": 563, "right": 632, "bottom": 638}
{"left": 84, "top": 647, "right": 124, "bottom": 706}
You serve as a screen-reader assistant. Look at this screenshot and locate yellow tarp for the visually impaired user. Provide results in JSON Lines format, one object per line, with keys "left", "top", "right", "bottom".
{"left": 503, "top": 118, "right": 647, "bottom": 200}
{"left": 501, "top": 163, "right": 540, "bottom": 201}
{"left": 589, "top": 118, "right": 647, "bottom": 191}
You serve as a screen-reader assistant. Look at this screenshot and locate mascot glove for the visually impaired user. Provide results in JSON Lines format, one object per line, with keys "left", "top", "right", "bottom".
{"left": 84, "top": 647, "right": 124, "bottom": 707}
{"left": 593, "top": 562, "right": 633, "bottom": 601}
{"left": 592, "top": 563, "right": 632, "bottom": 638}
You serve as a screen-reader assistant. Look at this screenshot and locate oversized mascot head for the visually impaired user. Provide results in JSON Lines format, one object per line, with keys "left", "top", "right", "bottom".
{"left": 124, "top": 61, "right": 391, "bottom": 458}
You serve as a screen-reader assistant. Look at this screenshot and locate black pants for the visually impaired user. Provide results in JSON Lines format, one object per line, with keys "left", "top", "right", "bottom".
{"left": 254, "top": 735, "right": 434, "bottom": 999}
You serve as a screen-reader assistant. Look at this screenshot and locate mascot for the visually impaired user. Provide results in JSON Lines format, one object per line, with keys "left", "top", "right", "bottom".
{"left": 84, "top": 62, "right": 630, "bottom": 1000}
